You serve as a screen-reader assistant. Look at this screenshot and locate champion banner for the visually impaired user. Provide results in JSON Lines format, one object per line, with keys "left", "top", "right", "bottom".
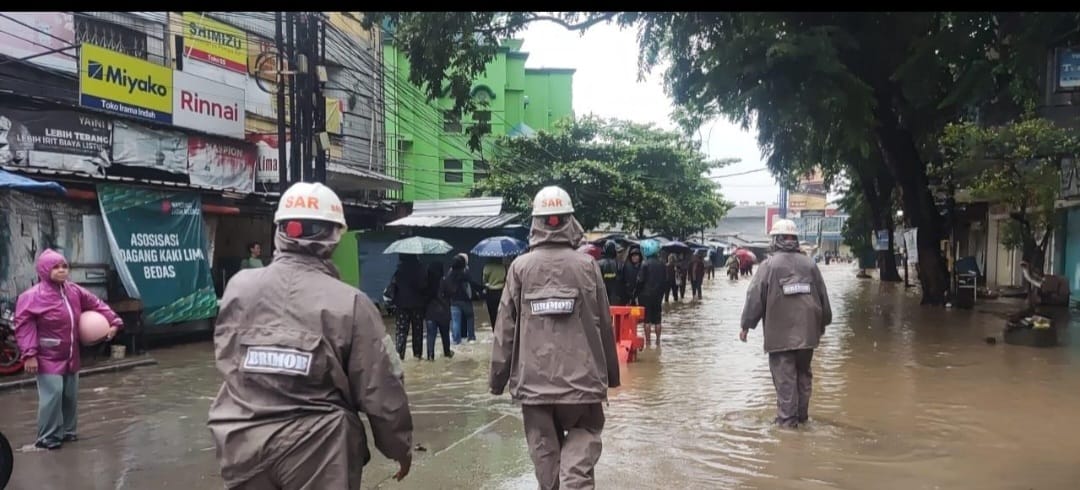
{"left": 97, "top": 184, "right": 217, "bottom": 324}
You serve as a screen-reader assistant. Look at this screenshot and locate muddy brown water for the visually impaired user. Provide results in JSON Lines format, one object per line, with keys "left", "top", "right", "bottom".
{"left": 1, "top": 264, "right": 1078, "bottom": 489}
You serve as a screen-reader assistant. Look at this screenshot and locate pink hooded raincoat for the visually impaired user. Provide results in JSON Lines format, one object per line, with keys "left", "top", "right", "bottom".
{"left": 14, "top": 249, "right": 123, "bottom": 375}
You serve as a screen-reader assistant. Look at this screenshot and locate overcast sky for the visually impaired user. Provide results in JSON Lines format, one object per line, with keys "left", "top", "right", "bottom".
{"left": 519, "top": 21, "right": 781, "bottom": 205}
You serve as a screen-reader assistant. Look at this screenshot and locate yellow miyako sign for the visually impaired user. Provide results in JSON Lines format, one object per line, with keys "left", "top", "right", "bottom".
{"left": 183, "top": 12, "right": 247, "bottom": 74}
{"left": 80, "top": 43, "right": 173, "bottom": 123}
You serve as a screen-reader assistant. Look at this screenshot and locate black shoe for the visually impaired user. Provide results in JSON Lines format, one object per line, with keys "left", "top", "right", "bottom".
{"left": 444, "top": 351, "right": 454, "bottom": 359}
{"left": 62, "top": 434, "right": 78, "bottom": 442}
{"left": 35, "top": 440, "right": 61, "bottom": 450}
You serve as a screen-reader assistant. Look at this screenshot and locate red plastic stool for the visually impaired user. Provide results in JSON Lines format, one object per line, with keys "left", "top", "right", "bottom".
{"left": 609, "top": 306, "right": 645, "bottom": 362}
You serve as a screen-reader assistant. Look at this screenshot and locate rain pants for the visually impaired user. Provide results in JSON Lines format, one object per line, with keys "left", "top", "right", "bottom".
{"left": 208, "top": 231, "right": 413, "bottom": 489}
{"left": 491, "top": 216, "right": 620, "bottom": 490}
{"left": 740, "top": 249, "right": 831, "bottom": 427}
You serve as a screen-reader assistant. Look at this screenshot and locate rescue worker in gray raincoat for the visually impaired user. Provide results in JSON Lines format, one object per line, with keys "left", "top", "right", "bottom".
{"left": 208, "top": 182, "right": 414, "bottom": 489}
{"left": 739, "top": 219, "right": 831, "bottom": 428}
{"left": 491, "top": 185, "right": 621, "bottom": 490}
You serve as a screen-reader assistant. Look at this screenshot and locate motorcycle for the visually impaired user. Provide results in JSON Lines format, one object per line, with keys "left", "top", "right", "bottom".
{"left": 0, "top": 429, "right": 10, "bottom": 489}
{"left": 0, "top": 299, "right": 24, "bottom": 376}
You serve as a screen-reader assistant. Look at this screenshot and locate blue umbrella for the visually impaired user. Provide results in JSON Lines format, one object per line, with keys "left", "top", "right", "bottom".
{"left": 471, "top": 236, "right": 528, "bottom": 257}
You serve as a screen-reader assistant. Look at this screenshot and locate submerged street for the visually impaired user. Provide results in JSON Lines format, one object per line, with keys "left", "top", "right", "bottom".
{"left": 3, "top": 264, "right": 1079, "bottom": 489}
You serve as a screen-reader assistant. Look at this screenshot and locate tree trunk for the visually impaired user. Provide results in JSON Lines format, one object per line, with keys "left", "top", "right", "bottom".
{"left": 1019, "top": 221, "right": 1047, "bottom": 275}
{"left": 879, "top": 212, "right": 903, "bottom": 282}
{"left": 854, "top": 159, "right": 902, "bottom": 282}
{"left": 872, "top": 106, "right": 949, "bottom": 304}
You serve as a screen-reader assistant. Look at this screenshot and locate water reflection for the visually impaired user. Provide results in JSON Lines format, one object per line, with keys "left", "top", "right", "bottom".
{"left": 1, "top": 264, "right": 1079, "bottom": 489}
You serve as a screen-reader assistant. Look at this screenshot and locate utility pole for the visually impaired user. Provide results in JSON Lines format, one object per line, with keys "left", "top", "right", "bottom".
{"left": 287, "top": 12, "right": 302, "bottom": 185}
{"left": 275, "top": 12, "right": 288, "bottom": 191}
{"left": 313, "top": 17, "right": 327, "bottom": 184}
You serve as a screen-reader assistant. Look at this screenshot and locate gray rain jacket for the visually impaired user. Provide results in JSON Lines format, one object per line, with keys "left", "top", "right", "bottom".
{"left": 740, "top": 249, "right": 832, "bottom": 353}
{"left": 490, "top": 216, "right": 621, "bottom": 404}
{"left": 207, "top": 231, "right": 413, "bottom": 487}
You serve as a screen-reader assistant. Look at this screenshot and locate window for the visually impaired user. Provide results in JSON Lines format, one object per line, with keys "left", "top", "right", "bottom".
{"left": 444, "top": 159, "right": 463, "bottom": 183}
{"left": 443, "top": 111, "right": 462, "bottom": 133}
{"left": 473, "top": 110, "right": 491, "bottom": 122}
{"left": 474, "top": 159, "right": 489, "bottom": 183}
{"left": 75, "top": 14, "right": 148, "bottom": 60}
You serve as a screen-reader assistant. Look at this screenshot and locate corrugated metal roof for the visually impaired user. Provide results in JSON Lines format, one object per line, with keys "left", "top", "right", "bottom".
{"left": 387, "top": 212, "right": 521, "bottom": 229}
{"left": 387, "top": 197, "right": 521, "bottom": 228}
{"left": 411, "top": 197, "right": 505, "bottom": 217}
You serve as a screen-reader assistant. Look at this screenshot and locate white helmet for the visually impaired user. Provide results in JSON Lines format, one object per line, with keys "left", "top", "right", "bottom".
{"left": 769, "top": 218, "right": 799, "bottom": 236}
{"left": 532, "top": 185, "right": 575, "bottom": 216}
{"left": 274, "top": 182, "right": 346, "bottom": 227}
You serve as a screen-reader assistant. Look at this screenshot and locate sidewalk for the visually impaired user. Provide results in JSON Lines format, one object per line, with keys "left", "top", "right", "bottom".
{"left": 0, "top": 355, "right": 157, "bottom": 392}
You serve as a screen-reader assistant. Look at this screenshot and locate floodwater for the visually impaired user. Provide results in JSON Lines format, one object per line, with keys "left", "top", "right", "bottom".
{"left": 2, "top": 264, "right": 1080, "bottom": 489}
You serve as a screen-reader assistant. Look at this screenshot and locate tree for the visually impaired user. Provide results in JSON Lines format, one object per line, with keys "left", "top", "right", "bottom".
{"left": 472, "top": 116, "right": 733, "bottom": 236}
{"left": 939, "top": 118, "right": 1080, "bottom": 274}
{"left": 361, "top": 11, "right": 1080, "bottom": 303}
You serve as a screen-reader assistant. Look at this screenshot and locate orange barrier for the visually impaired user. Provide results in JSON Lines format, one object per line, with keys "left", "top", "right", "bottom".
{"left": 610, "top": 305, "right": 645, "bottom": 362}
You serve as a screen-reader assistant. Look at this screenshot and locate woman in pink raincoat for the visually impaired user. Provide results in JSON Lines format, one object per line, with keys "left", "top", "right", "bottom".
{"left": 14, "top": 249, "right": 123, "bottom": 450}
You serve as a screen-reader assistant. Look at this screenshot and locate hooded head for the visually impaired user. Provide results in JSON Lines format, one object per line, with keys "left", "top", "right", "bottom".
{"left": 603, "top": 240, "right": 617, "bottom": 259}
{"left": 528, "top": 215, "right": 584, "bottom": 249}
{"left": 628, "top": 248, "right": 643, "bottom": 264}
{"left": 36, "top": 249, "right": 68, "bottom": 284}
{"left": 274, "top": 221, "right": 343, "bottom": 260}
{"left": 451, "top": 253, "right": 468, "bottom": 271}
{"left": 770, "top": 234, "right": 802, "bottom": 253}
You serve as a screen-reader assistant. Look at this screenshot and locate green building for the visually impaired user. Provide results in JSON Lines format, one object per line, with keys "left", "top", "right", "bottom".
{"left": 383, "top": 37, "right": 575, "bottom": 201}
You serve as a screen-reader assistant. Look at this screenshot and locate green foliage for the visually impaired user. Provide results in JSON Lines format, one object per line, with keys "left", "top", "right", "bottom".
{"left": 472, "top": 116, "right": 734, "bottom": 236}
{"left": 940, "top": 118, "right": 1080, "bottom": 262}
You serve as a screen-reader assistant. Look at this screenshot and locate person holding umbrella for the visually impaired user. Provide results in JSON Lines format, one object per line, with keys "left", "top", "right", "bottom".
{"left": 472, "top": 236, "right": 528, "bottom": 331}
{"left": 482, "top": 257, "right": 509, "bottom": 330}
{"left": 390, "top": 255, "right": 428, "bottom": 361}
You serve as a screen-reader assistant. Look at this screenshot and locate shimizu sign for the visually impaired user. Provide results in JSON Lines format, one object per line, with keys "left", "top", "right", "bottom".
{"left": 173, "top": 70, "right": 244, "bottom": 139}
{"left": 80, "top": 43, "right": 173, "bottom": 124}
{"left": 182, "top": 12, "right": 247, "bottom": 74}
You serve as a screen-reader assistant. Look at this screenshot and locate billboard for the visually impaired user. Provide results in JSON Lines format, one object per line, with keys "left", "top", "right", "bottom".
{"left": 182, "top": 12, "right": 248, "bottom": 74}
{"left": 0, "top": 12, "right": 76, "bottom": 73}
{"left": 0, "top": 107, "right": 111, "bottom": 174}
{"left": 787, "top": 167, "right": 828, "bottom": 212}
{"left": 97, "top": 184, "right": 218, "bottom": 325}
{"left": 79, "top": 43, "right": 173, "bottom": 124}
{"left": 187, "top": 136, "right": 255, "bottom": 192}
{"left": 173, "top": 70, "right": 244, "bottom": 138}
{"left": 246, "top": 133, "right": 289, "bottom": 184}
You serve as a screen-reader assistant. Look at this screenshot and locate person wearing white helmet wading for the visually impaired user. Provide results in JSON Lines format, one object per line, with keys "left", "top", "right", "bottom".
{"left": 491, "top": 185, "right": 620, "bottom": 490}
{"left": 208, "top": 182, "right": 414, "bottom": 488}
{"left": 739, "top": 219, "right": 832, "bottom": 428}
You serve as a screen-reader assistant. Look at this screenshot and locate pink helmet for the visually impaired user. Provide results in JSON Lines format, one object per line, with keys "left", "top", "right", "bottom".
{"left": 79, "top": 311, "right": 112, "bottom": 346}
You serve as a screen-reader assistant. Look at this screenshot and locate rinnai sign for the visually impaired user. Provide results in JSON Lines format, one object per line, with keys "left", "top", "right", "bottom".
{"left": 173, "top": 70, "right": 244, "bottom": 139}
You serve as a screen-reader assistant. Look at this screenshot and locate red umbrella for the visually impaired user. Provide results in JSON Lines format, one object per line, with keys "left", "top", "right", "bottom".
{"left": 578, "top": 243, "right": 602, "bottom": 260}
{"left": 734, "top": 248, "right": 757, "bottom": 266}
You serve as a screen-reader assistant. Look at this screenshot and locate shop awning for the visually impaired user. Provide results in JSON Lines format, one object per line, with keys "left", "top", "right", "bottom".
{"left": 0, "top": 168, "right": 65, "bottom": 195}
{"left": 387, "top": 197, "right": 521, "bottom": 229}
